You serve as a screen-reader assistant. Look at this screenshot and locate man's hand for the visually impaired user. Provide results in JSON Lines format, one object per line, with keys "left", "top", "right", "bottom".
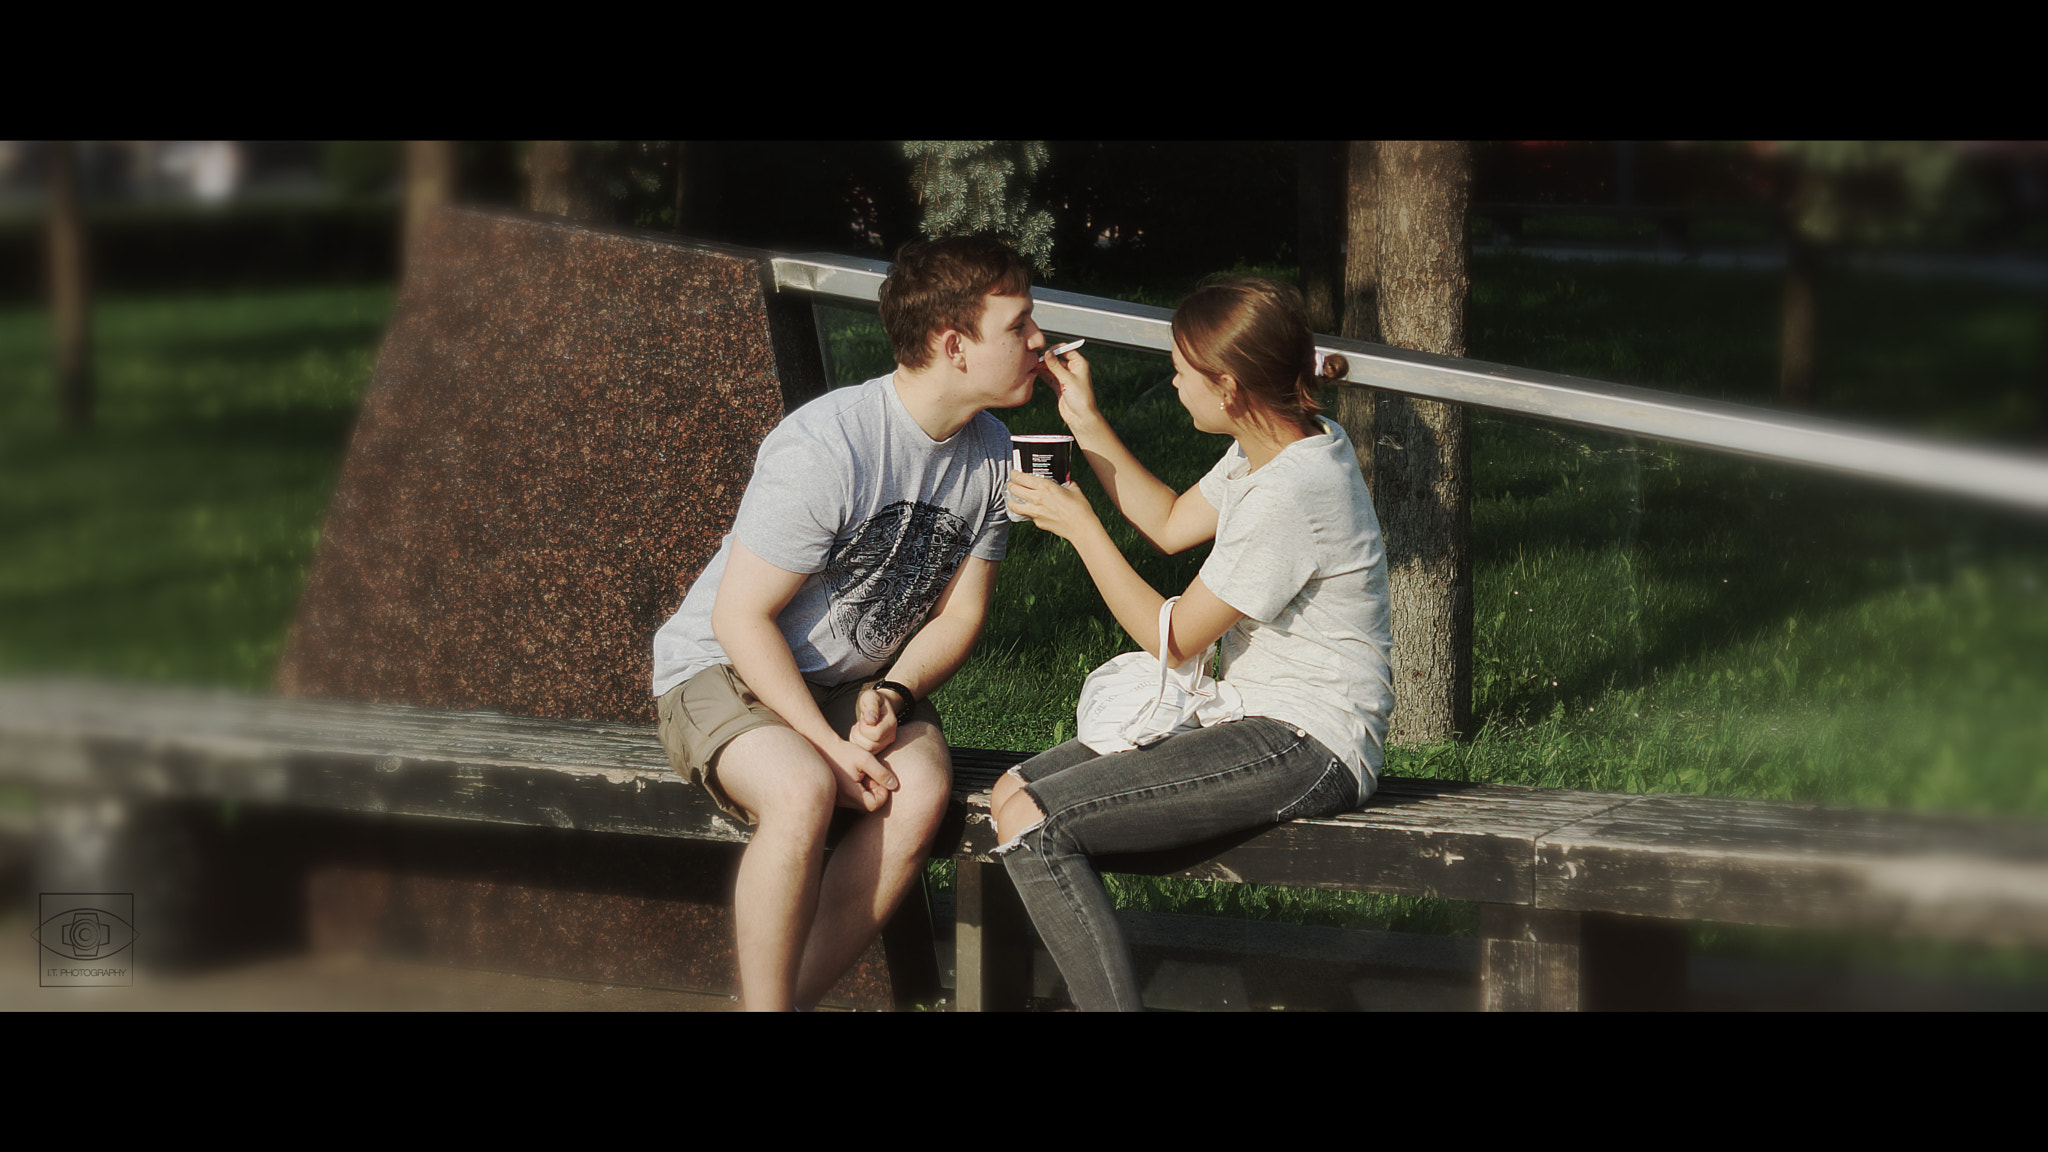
{"left": 822, "top": 737, "right": 898, "bottom": 811}
{"left": 847, "top": 683, "right": 902, "bottom": 755}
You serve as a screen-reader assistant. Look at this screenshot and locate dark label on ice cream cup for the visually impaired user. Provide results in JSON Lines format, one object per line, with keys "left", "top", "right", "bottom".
{"left": 1008, "top": 434, "right": 1076, "bottom": 522}
{"left": 1011, "top": 434, "right": 1074, "bottom": 485}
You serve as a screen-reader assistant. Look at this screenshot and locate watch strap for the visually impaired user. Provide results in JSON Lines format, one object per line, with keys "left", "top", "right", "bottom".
{"left": 872, "top": 679, "right": 916, "bottom": 723}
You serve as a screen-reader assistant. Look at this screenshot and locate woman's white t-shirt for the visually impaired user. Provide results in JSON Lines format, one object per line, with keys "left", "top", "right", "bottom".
{"left": 1196, "top": 417, "right": 1395, "bottom": 797}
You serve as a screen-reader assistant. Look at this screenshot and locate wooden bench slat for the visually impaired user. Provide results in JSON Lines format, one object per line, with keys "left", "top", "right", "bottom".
{"left": 1538, "top": 793, "right": 2048, "bottom": 945}
{"left": 3, "top": 683, "right": 1577, "bottom": 905}
{"left": 9, "top": 680, "right": 2048, "bottom": 956}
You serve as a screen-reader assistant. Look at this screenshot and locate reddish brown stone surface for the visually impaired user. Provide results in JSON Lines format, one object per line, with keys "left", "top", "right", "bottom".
{"left": 277, "top": 208, "right": 823, "bottom": 724}
{"left": 307, "top": 866, "right": 898, "bottom": 1010}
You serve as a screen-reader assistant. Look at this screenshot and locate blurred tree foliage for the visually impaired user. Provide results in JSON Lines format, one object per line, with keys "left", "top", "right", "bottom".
{"left": 903, "top": 141, "right": 1056, "bottom": 275}
{"left": 322, "top": 141, "right": 401, "bottom": 200}
{"left": 1768, "top": 141, "right": 1987, "bottom": 408}
{"left": 322, "top": 141, "right": 523, "bottom": 207}
{"left": 524, "top": 141, "right": 683, "bottom": 227}
{"left": 1774, "top": 141, "right": 1984, "bottom": 246}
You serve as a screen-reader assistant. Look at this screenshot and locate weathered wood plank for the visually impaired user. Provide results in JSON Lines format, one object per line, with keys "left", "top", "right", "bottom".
{"left": 1478, "top": 906, "right": 1687, "bottom": 1011}
{"left": 949, "top": 769, "right": 1628, "bottom": 906}
{"left": 0, "top": 682, "right": 1602, "bottom": 906}
{"left": 12, "top": 679, "right": 2048, "bottom": 964}
{"left": 1537, "top": 794, "right": 2048, "bottom": 947}
{"left": 955, "top": 859, "right": 1033, "bottom": 1011}
{"left": 1480, "top": 905, "right": 1582, "bottom": 1011}
{"left": 4, "top": 727, "right": 745, "bottom": 841}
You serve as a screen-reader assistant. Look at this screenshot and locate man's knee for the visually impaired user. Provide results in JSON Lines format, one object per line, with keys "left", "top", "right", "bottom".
{"left": 718, "top": 727, "right": 837, "bottom": 832}
{"left": 874, "top": 726, "right": 949, "bottom": 834}
{"left": 887, "top": 716, "right": 948, "bottom": 776}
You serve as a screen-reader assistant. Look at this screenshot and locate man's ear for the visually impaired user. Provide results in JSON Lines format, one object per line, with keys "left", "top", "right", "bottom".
{"left": 938, "top": 328, "right": 968, "bottom": 367}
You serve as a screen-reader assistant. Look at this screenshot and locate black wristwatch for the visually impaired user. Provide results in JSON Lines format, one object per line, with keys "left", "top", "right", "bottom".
{"left": 871, "top": 680, "right": 916, "bottom": 723}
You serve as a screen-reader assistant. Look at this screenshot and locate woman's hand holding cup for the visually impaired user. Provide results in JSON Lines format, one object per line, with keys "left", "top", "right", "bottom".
{"left": 1007, "top": 470, "right": 1098, "bottom": 543}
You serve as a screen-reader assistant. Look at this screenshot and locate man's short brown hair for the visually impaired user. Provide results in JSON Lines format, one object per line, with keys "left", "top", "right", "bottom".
{"left": 878, "top": 236, "right": 1033, "bottom": 370}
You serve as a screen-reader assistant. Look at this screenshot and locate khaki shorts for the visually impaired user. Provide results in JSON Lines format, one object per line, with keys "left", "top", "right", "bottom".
{"left": 655, "top": 664, "right": 939, "bottom": 824}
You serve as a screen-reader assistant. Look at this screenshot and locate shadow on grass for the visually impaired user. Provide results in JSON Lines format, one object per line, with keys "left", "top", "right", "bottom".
{"left": 120, "top": 320, "right": 391, "bottom": 366}
{"left": 153, "top": 404, "right": 362, "bottom": 452}
{"left": 0, "top": 543, "right": 310, "bottom": 616}
{"left": 1468, "top": 414, "right": 2047, "bottom": 729}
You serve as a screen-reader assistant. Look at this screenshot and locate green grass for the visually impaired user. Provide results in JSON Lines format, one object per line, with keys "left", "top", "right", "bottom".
{"left": 1457, "top": 438, "right": 2048, "bottom": 812}
{"left": 0, "top": 285, "right": 391, "bottom": 686}
{"left": 5, "top": 264, "right": 2045, "bottom": 988}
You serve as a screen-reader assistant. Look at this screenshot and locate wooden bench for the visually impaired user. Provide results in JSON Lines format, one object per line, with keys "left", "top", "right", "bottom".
{"left": 8, "top": 678, "right": 2046, "bottom": 1010}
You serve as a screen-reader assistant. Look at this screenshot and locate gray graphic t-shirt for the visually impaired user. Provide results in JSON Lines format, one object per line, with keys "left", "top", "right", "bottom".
{"left": 651, "top": 374, "right": 1010, "bottom": 696}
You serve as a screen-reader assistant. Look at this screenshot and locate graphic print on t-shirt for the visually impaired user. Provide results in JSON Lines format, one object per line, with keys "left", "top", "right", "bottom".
{"left": 824, "top": 500, "right": 973, "bottom": 661}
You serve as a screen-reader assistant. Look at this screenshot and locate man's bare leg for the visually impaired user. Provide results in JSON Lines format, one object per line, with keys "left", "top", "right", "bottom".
{"left": 714, "top": 725, "right": 840, "bottom": 1012}
{"left": 792, "top": 717, "right": 952, "bottom": 1008}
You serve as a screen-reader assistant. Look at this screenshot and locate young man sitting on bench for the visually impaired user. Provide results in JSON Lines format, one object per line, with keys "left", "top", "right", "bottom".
{"left": 650, "top": 235, "right": 1046, "bottom": 1010}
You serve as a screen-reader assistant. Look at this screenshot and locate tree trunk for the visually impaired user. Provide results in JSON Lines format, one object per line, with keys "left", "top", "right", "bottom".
{"left": 1371, "top": 140, "right": 1473, "bottom": 747}
{"left": 48, "top": 141, "right": 91, "bottom": 433}
{"left": 1779, "top": 226, "right": 1819, "bottom": 409}
{"left": 403, "top": 141, "right": 456, "bottom": 281}
{"left": 1329, "top": 140, "right": 1379, "bottom": 484}
{"left": 527, "top": 141, "right": 614, "bottom": 224}
{"left": 1296, "top": 141, "right": 1345, "bottom": 335}
{"left": 527, "top": 140, "right": 575, "bottom": 217}
{"left": 672, "top": 141, "right": 687, "bottom": 232}
{"left": 2036, "top": 287, "right": 2048, "bottom": 444}
{"left": 1341, "top": 140, "right": 1381, "bottom": 347}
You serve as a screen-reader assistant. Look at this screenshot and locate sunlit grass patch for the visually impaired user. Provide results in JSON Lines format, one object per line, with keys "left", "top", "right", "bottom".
{"left": 0, "top": 286, "right": 393, "bottom": 688}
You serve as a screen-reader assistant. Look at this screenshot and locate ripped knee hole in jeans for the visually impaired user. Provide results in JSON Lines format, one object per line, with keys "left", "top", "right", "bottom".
{"left": 991, "top": 765, "right": 1044, "bottom": 855}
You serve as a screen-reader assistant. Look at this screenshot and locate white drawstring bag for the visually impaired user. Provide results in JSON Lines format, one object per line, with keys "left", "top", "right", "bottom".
{"left": 1074, "top": 597, "right": 1245, "bottom": 755}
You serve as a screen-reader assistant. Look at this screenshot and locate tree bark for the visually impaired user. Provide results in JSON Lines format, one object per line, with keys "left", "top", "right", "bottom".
{"left": 527, "top": 140, "right": 575, "bottom": 217}
{"left": 1341, "top": 140, "right": 1381, "bottom": 347}
{"left": 1371, "top": 140, "right": 1473, "bottom": 747}
{"left": 1774, "top": 153, "right": 1826, "bottom": 411}
{"left": 671, "top": 141, "right": 687, "bottom": 232}
{"left": 1296, "top": 141, "right": 1345, "bottom": 335}
{"left": 48, "top": 141, "right": 91, "bottom": 433}
{"left": 1329, "top": 140, "right": 1379, "bottom": 486}
{"left": 2036, "top": 288, "right": 2048, "bottom": 444}
{"left": 526, "top": 140, "right": 612, "bottom": 223}
{"left": 403, "top": 141, "right": 456, "bottom": 281}
{"left": 1779, "top": 226, "right": 1819, "bottom": 409}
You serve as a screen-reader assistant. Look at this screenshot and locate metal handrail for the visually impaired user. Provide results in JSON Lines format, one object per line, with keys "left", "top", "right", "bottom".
{"left": 772, "top": 253, "right": 2048, "bottom": 516}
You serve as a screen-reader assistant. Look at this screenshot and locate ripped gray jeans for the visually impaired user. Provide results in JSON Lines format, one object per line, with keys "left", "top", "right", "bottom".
{"left": 993, "top": 717, "right": 1360, "bottom": 1011}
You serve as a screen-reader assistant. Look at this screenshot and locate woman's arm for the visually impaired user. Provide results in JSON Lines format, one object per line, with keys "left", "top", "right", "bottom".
{"left": 1042, "top": 350, "right": 1219, "bottom": 555}
{"left": 1008, "top": 472, "right": 1242, "bottom": 664}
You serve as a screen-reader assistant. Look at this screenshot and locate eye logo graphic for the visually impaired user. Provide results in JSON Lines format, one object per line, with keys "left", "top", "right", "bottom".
{"left": 35, "top": 894, "right": 137, "bottom": 986}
